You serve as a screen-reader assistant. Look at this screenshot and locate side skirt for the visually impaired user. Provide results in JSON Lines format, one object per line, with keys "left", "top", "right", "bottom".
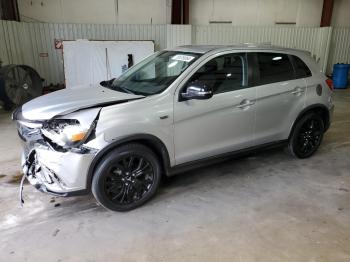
{"left": 166, "top": 140, "right": 288, "bottom": 176}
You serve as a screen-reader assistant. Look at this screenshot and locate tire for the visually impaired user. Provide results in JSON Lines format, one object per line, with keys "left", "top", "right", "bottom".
{"left": 92, "top": 143, "right": 161, "bottom": 211}
{"left": 288, "top": 112, "right": 324, "bottom": 159}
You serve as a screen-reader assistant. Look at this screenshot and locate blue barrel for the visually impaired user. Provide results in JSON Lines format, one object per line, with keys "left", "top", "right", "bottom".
{"left": 332, "top": 64, "right": 350, "bottom": 89}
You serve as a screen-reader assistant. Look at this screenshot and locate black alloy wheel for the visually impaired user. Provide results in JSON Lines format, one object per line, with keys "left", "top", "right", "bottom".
{"left": 104, "top": 155, "right": 154, "bottom": 204}
{"left": 92, "top": 143, "right": 161, "bottom": 211}
{"left": 288, "top": 113, "right": 324, "bottom": 158}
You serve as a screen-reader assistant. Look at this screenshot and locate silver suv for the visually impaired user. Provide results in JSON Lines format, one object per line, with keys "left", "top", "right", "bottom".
{"left": 13, "top": 45, "right": 334, "bottom": 211}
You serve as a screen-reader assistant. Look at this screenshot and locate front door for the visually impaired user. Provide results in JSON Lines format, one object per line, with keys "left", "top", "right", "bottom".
{"left": 173, "top": 52, "right": 256, "bottom": 165}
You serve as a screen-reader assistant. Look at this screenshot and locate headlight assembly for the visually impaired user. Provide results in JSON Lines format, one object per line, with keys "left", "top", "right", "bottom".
{"left": 41, "top": 119, "right": 94, "bottom": 148}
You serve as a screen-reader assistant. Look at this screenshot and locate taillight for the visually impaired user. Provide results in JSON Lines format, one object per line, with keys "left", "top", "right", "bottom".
{"left": 325, "top": 78, "right": 333, "bottom": 90}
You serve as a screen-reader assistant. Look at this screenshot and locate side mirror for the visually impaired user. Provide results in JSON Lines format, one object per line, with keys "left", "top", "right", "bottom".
{"left": 181, "top": 82, "right": 213, "bottom": 100}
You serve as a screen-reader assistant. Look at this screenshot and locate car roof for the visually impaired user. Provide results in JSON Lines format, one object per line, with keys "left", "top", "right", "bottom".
{"left": 169, "top": 44, "right": 311, "bottom": 56}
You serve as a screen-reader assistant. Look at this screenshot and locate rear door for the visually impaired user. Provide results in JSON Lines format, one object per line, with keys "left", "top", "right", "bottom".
{"left": 252, "top": 52, "right": 307, "bottom": 145}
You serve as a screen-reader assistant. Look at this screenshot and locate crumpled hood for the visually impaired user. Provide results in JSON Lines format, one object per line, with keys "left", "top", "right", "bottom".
{"left": 20, "top": 85, "right": 144, "bottom": 121}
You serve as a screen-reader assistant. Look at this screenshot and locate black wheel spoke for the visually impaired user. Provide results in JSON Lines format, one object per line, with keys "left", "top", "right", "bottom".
{"left": 140, "top": 162, "right": 150, "bottom": 172}
{"left": 312, "top": 130, "right": 322, "bottom": 137}
{"left": 120, "top": 186, "right": 128, "bottom": 203}
{"left": 300, "top": 142, "right": 307, "bottom": 153}
{"left": 112, "top": 185, "right": 126, "bottom": 200}
{"left": 128, "top": 156, "right": 134, "bottom": 168}
{"left": 296, "top": 117, "right": 323, "bottom": 156}
{"left": 107, "top": 184, "right": 121, "bottom": 194}
{"left": 135, "top": 157, "right": 144, "bottom": 172}
{"left": 103, "top": 154, "right": 155, "bottom": 206}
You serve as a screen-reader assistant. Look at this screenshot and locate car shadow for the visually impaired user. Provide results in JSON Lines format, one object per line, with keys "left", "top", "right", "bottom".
{"left": 5, "top": 146, "right": 290, "bottom": 225}
{"left": 155, "top": 146, "right": 290, "bottom": 202}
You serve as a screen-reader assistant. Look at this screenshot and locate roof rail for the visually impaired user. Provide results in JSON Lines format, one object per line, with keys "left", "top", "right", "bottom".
{"left": 242, "top": 42, "right": 272, "bottom": 47}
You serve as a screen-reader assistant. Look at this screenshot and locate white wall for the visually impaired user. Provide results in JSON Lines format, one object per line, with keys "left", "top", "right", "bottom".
{"left": 332, "top": 0, "right": 350, "bottom": 27}
{"left": 16, "top": 0, "right": 350, "bottom": 26}
{"left": 18, "top": 0, "right": 170, "bottom": 24}
{"left": 190, "top": 0, "right": 324, "bottom": 26}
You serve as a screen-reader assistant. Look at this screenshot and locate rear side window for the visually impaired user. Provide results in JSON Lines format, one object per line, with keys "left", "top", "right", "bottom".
{"left": 292, "top": 55, "right": 312, "bottom": 78}
{"left": 257, "top": 53, "right": 294, "bottom": 85}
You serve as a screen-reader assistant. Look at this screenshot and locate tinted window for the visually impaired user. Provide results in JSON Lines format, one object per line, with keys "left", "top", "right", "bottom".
{"left": 293, "top": 55, "right": 312, "bottom": 78}
{"left": 257, "top": 53, "right": 294, "bottom": 85}
{"left": 187, "top": 53, "right": 248, "bottom": 94}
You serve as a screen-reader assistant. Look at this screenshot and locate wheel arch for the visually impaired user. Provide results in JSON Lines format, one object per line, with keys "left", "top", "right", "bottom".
{"left": 289, "top": 104, "right": 330, "bottom": 139}
{"left": 86, "top": 134, "right": 171, "bottom": 192}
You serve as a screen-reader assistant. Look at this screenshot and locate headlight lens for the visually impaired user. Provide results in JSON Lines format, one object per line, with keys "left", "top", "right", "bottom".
{"left": 41, "top": 119, "right": 90, "bottom": 147}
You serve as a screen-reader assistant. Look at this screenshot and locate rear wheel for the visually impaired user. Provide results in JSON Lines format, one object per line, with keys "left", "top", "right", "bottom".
{"left": 92, "top": 143, "right": 161, "bottom": 211}
{"left": 288, "top": 113, "right": 324, "bottom": 158}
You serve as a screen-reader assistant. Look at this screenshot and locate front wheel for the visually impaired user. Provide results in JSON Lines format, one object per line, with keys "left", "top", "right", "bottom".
{"left": 288, "top": 113, "right": 325, "bottom": 158}
{"left": 92, "top": 143, "right": 161, "bottom": 211}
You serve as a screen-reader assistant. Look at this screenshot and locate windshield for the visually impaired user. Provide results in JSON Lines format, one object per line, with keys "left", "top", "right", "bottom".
{"left": 111, "top": 51, "right": 200, "bottom": 96}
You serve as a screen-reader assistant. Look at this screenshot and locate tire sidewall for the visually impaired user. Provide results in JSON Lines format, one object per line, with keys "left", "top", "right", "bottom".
{"left": 289, "top": 113, "right": 324, "bottom": 158}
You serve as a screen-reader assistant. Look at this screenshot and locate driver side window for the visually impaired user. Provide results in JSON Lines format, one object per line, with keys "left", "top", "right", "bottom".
{"left": 187, "top": 53, "right": 248, "bottom": 94}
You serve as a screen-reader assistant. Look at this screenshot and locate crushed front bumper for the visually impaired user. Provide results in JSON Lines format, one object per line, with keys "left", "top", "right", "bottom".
{"left": 14, "top": 107, "right": 107, "bottom": 205}
{"left": 22, "top": 150, "right": 68, "bottom": 197}
{"left": 20, "top": 143, "right": 96, "bottom": 197}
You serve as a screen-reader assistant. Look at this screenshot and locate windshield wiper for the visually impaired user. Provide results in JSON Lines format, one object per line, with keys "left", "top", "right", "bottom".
{"left": 130, "top": 90, "right": 149, "bottom": 96}
{"left": 100, "top": 80, "right": 134, "bottom": 94}
{"left": 113, "top": 85, "right": 135, "bottom": 95}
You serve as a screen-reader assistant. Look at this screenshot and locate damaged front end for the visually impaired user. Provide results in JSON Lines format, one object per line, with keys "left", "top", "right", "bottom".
{"left": 14, "top": 107, "right": 103, "bottom": 205}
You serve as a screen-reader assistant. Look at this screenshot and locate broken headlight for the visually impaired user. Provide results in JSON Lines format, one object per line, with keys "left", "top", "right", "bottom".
{"left": 41, "top": 119, "right": 93, "bottom": 148}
